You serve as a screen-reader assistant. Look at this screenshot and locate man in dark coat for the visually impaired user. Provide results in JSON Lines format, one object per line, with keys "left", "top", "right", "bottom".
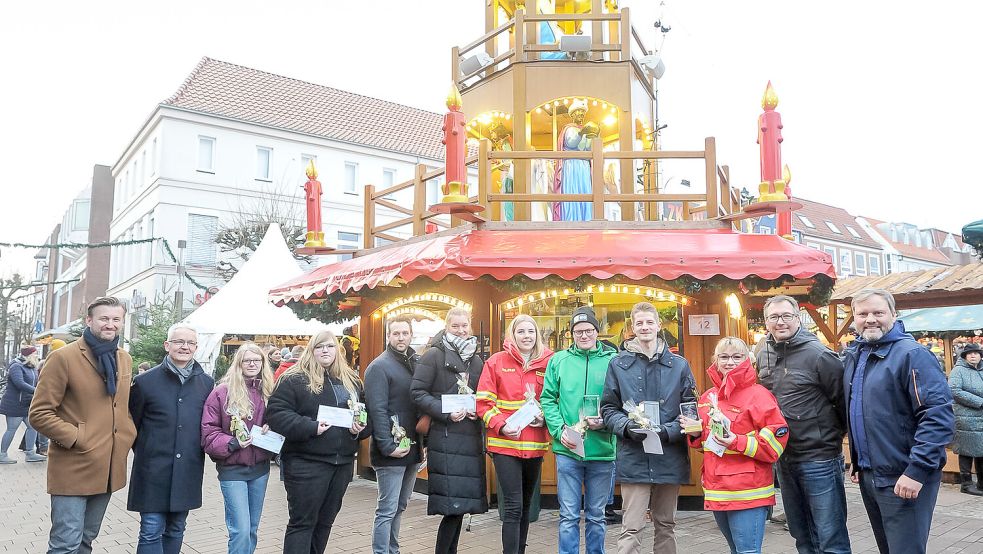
{"left": 844, "top": 289, "right": 953, "bottom": 554}
{"left": 128, "top": 325, "right": 213, "bottom": 554}
{"left": 757, "top": 294, "right": 850, "bottom": 554}
{"left": 365, "top": 314, "right": 422, "bottom": 554}
{"left": 601, "top": 302, "right": 697, "bottom": 554}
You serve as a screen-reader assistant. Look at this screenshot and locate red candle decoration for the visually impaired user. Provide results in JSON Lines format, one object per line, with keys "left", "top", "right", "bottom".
{"left": 441, "top": 84, "right": 469, "bottom": 202}
{"left": 755, "top": 81, "right": 792, "bottom": 234}
{"left": 303, "top": 160, "right": 325, "bottom": 247}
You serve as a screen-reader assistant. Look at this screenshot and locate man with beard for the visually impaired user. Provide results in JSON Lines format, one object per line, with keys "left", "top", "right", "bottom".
{"left": 843, "top": 289, "right": 953, "bottom": 554}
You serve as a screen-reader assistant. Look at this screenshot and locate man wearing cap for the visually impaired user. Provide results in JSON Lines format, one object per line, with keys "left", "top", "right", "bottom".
{"left": 30, "top": 296, "right": 137, "bottom": 554}
{"left": 541, "top": 306, "right": 618, "bottom": 554}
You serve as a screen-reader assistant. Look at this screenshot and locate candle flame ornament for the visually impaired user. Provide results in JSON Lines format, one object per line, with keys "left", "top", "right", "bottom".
{"left": 303, "top": 159, "right": 325, "bottom": 247}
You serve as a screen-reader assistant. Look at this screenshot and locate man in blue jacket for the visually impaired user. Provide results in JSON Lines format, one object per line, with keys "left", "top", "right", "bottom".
{"left": 843, "top": 289, "right": 953, "bottom": 554}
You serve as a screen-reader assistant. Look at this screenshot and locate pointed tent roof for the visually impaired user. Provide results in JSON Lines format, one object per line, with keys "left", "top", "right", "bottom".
{"left": 182, "top": 223, "right": 325, "bottom": 335}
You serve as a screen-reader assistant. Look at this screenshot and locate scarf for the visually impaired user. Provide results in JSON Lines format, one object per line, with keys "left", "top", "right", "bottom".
{"left": 82, "top": 327, "right": 119, "bottom": 396}
{"left": 164, "top": 356, "right": 194, "bottom": 384}
{"left": 443, "top": 332, "right": 478, "bottom": 363}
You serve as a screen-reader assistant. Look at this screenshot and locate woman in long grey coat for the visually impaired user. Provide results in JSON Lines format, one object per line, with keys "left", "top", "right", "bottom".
{"left": 949, "top": 343, "right": 983, "bottom": 495}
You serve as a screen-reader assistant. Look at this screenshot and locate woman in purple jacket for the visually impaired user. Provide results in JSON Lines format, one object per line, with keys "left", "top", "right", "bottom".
{"left": 201, "top": 343, "right": 276, "bottom": 553}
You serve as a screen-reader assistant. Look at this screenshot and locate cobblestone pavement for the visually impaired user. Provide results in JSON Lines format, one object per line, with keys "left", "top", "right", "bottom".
{"left": 3, "top": 438, "right": 983, "bottom": 553}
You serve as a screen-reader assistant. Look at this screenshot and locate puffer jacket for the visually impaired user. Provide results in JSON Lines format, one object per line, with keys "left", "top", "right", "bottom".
{"left": 476, "top": 340, "right": 553, "bottom": 458}
{"left": 201, "top": 379, "right": 274, "bottom": 468}
{"left": 410, "top": 331, "right": 488, "bottom": 516}
{"left": 0, "top": 361, "right": 38, "bottom": 417}
{"left": 949, "top": 358, "right": 983, "bottom": 457}
{"left": 756, "top": 328, "right": 846, "bottom": 463}
{"left": 686, "top": 358, "right": 788, "bottom": 511}
{"left": 843, "top": 320, "right": 954, "bottom": 487}
{"left": 601, "top": 339, "right": 697, "bottom": 484}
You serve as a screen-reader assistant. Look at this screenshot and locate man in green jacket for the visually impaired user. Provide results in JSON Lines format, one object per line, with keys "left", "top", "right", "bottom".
{"left": 541, "top": 306, "right": 618, "bottom": 554}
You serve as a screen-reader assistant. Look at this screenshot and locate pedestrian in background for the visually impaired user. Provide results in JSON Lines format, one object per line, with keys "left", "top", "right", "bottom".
{"left": 0, "top": 346, "right": 46, "bottom": 463}
{"left": 949, "top": 343, "right": 983, "bottom": 496}
{"left": 267, "top": 329, "right": 369, "bottom": 554}
{"left": 128, "top": 325, "right": 214, "bottom": 554}
{"left": 202, "top": 342, "right": 276, "bottom": 553}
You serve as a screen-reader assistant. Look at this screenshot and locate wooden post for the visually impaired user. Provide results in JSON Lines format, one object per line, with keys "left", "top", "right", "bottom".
{"left": 451, "top": 46, "right": 460, "bottom": 87}
{"left": 512, "top": 68, "right": 530, "bottom": 221}
{"left": 478, "top": 139, "right": 491, "bottom": 217}
{"left": 591, "top": 137, "right": 604, "bottom": 220}
{"left": 592, "top": 0, "right": 603, "bottom": 61}
{"left": 413, "top": 164, "right": 427, "bottom": 236}
{"left": 619, "top": 8, "right": 630, "bottom": 62}
{"left": 618, "top": 107, "right": 634, "bottom": 221}
{"left": 363, "top": 184, "right": 375, "bottom": 249}
{"left": 722, "top": 165, "right": 732, "bottom": 215}
{"left": 704, "top": 137, "right": 718, "bottom": 218}
{"left": 514, "top": 9, "right": 525, "bottom": 63}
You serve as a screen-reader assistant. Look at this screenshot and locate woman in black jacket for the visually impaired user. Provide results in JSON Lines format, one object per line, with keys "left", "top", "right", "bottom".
{"left": 411, "top": 307, "right": 488, "bottom": 554}
{"left": 267, "top": 329, "right": 370, "bottom": 554}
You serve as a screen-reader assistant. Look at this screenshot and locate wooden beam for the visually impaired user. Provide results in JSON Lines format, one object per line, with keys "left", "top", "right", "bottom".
{"left": 619, "top": 8, "right": 631, "bottom": 62}
{"left": 363, "top": 184, "right": 375, "bottom": 249}
{"left": 478, "top": 139, "right": 491, "bottom": 218}
{"left": 806, "top": 306, "right": 836, "bottom": 345}
{"left": 412, "top": 163, "right": 427, "bottom": 236}
{"left": 375, "top": 198, "right": 412, "bottom": 216}
{"left": 591, "top": 137, "right": 604, "bottom": 220}
{"left": 704, "top": 137, "right": 718, "bottom": 219}
{"left": 372, "top": 217, "right": 413, "bottom": 235}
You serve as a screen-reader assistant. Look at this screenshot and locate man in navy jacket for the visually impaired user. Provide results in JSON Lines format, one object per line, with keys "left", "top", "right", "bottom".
{"left": 843, "top": 289, "right": 953, "bottom": 554}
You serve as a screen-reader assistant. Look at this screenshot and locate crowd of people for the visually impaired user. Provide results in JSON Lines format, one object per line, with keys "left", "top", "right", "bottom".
{"left": 1, "top": 286, "right": 977, "bottom": 553}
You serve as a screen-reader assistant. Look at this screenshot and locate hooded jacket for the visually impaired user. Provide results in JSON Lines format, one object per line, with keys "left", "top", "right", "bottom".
{"left": 756, "top": 327, "right": 846, "bottom": 463}
{"left": 686, "top": 358, "right": 788, "bottom": 511}
{"left": 843, "top": 320, "right": 954, "bottom": 487}
{"left": 601, "top": 338, "right": 697, "bottom": 484}
{"left": 0, "top": 360, "right": 38, "bottom": 417}
{"left": 949, "top": 357, "right": 983, "bottom": 457}
{"left": 540, "top": 340, "right": 618, "bottom": 461}
{"left": 476, "top": 340, "right": 554, "bottom": 458}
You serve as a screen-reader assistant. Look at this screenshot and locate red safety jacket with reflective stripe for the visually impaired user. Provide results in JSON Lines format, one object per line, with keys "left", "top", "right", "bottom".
{"left": 476, "top": 341, "right": 553, "bottom": 458}
{"left": 686, "top": 358, "right": 789, "bottom": 511}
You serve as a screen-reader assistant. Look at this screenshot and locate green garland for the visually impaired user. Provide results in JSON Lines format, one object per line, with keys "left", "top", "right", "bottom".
{"left": 0, "top": 278, "right": 81, "bottom": 290}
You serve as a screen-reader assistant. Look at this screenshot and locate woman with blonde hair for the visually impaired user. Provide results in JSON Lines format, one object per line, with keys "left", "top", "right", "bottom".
{"left": 201, "top": 342, "right": 276, "bottom": 553}
{"left": 476, "top": 314, "right": 554, "bottom": 554}
{"left": 679, "top": 336, "right": 788, "bottom": 554}
{"left": 412, "top": 307, "right": 489, "bottom": 553}
{"left": 266, "top": 330, "right": 369, "bottom": 554}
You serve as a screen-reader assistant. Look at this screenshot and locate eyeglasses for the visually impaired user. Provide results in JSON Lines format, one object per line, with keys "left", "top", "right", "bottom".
{"left": 313, "top": 343, "right": 336, "bottom": 351}
{"left": 717, "top": 354, "right": 746, "bottom": 363}
{"left": 765, "top": 314, "right": 798, "bottom": 323}
{"left": 572, "top": 329, "right": 597, "bottom": 337}
{"left": 167, "top": 339, "right": 198, "bottom": 348}
{"left": 242, "top": 359, "right": 263, "bottom": 366}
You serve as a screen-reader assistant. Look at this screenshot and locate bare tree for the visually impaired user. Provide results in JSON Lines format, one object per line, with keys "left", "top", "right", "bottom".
{"left": 215, "top": 184, "right": 311, "bottom": 281}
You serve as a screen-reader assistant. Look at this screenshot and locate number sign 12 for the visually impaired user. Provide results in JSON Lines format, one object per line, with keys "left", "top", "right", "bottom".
{"left": 688, "top": 314, "right": 720, "bottom": 336}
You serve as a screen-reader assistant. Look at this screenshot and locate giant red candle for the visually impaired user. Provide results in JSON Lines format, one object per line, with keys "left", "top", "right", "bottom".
{"left": 758, "top": 81, "right": 783, "bottom": 185}
{"left": 442, "top": 84, "right": 467, "bottom": 200}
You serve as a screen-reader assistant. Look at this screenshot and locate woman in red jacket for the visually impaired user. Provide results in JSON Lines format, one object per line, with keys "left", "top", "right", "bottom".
{"left": 678, "top": 336, "right": 788, "bottom": 554}
{"left": 476, "top": 315, "right": 554, "bottom": 554}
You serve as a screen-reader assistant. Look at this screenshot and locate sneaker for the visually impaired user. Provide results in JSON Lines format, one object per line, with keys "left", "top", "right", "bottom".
{"left": 0, "top": 453, "right": 16, "bottom": 465}
{"left": 961, "top": 483, "right": 983, "bottom": 496}
{"left": 24, "top": 451, "right": 46, "bottom": 463}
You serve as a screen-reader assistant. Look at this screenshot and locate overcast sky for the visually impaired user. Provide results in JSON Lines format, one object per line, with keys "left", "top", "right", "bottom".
{"left": 1, "top": 0, "right": 980, "bottom": 278}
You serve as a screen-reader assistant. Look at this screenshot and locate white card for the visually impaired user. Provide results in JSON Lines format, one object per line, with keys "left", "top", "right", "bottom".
{"left": 441, "top": 394, "right": 477, "bottom": 413}
{"left": 317, "top": 405, "right": 354, "bottom": 428}
{"left": 248, "top": 426, "right": 285, "bottom": 454}
{"left": 636, "top": 428, "right": 664, "bottom": 455}
{"left": 505, "top": 400, "right": 541, "bottom": 431}
{"left": 562, "top": 426, "right": 586, "bottom": 457}
{"left": 704, "top": 435, "right": 727, "bottom": 457}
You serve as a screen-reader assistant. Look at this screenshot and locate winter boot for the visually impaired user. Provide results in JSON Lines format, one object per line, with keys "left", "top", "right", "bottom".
{"left": 960, "top": 475, "right": 983, "bottom": 496}
{"left": 0, "top": 453, "right": 16, "bottom": 464}
{"left": 24, "top": 451, "right": 46, "bottom": 463}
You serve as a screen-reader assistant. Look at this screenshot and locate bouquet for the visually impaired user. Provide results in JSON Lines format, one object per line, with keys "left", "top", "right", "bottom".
{"left": 230, "top": 413, "right": 250, "bottom": 444}
{"left": 524, "top": 383, "right": 543, "bottom": 415}
{"left": 457, "top": 372, "right": 474, "bottom": 395}
{"left": 623, "top": 400, "right": 657, "bottom": 431}
{"left": 348, "top": 399, "right": 368, "bottom": 425}
{"left": 707, "top": 393, "right": 731, "bottom": 441}
{"left": 391, "top": 415, "right": 412, "bottom": 450}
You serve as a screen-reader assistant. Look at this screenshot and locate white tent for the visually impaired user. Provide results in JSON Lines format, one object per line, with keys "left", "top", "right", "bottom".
{"left": 181, "top": 223, "right": 342, "bottom": 371}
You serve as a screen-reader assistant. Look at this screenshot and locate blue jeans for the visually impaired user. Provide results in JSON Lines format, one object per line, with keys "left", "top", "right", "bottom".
{"left": 778, "top": 456, "right": 851, "bottom": 553}
{"left": 137, "top": 511, "right": 189, "bottom": 554}
{"left": 47, "top": 493, "right": 112, "bottom": 554}
{"left": 555, "top": 454, "right": 613, "bottom": 554}
{"left": 372, "top": 464, "right": 419, "bottom": 554}
{"left": 712, "top": 506, "right": 769, "bottom": 554}
{"left": 220, "top": 472, "right": 270, "bottom": 554}
{"left": 858, "top": 470, "right": 940, "bottom": 554}
{"left": 2, "top": 415, "right": 37, "bottom": 453}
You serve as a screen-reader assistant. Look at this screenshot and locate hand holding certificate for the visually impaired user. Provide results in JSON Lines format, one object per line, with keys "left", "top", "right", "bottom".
{"left": 317, "top": 405, "right": 354, "bottom": 428}
{"left": 441, "top": 394, "right": 476, "bottom": 413}
{"left": 505, "top": 399, "right": 541, "bottom": 431}
{"left": 249, "top": 426, "right": 285, "bottom": 454}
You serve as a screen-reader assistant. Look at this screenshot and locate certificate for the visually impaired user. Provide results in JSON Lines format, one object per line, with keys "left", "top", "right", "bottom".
{"left": 317, "top": 405, "right": 354, "bottom": 428}
{"left": 441, "top": 394, "right": 476, "bottom": 413}
{"left": 249, "top": 426, "right": 285, "bottom": 454}
{"left": 562, "top": 426, "right": 586, "bottom": 457}
{"left": 704, "top": 435, "right": 728, "bottom": 457}
{"left": 505, "top": 400, "right": 541, "bottom": 431}
{"left": 636, "top": 428, "right": 664, "bottom": 455}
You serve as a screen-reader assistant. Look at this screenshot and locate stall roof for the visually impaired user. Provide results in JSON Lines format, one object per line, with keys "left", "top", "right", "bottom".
{"left": 900, "top": 304, "right": 983, "bottom": 332}
{"left": 829, "top": 263, "right": 983, "bottom": 309}
{"left": 269, "top": 228, "right": 835, "bottom": 305}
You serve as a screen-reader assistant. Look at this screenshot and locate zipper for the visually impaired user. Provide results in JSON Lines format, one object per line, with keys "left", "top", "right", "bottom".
{"left": 911, "top": 368, "right": 923, "bottom": 407}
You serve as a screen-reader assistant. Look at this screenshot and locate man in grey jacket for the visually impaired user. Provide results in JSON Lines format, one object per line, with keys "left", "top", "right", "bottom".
{"left": 756, "top": 295, "right": 850, "bottom": 554}
{"left": 601, "top": 302, "right": 697, "bottom": 554}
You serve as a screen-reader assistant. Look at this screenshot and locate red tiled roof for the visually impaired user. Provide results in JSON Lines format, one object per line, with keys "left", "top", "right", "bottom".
{"left": 864, "top": 221, "right": 952, "bottom": 264}
{"left": 162, "top": 57, "right": 447, "bottom": 161}
{"left": 791, "top": 197, "right": 881, "bottom": 249}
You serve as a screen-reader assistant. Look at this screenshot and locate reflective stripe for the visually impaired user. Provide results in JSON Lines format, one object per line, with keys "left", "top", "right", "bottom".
{"left": 760, "top": 428, "right": 784, "bottom": 455}
{"left": 487, "top": 436, "right": 550, "bottom": 451}
{"left": 476, "top": 391, "right": 497, "bottom": 401}
{"left": 482, "top": 408, "right": 502, "bottom": 425}
{"left": 743, "top": 436, "right": 758, "bottom": 458}
{"left": 703, "top": 485, "right": 775, "bottom": 502}
{"left": 495, "top": 399, "right": 528, "bottom": 410}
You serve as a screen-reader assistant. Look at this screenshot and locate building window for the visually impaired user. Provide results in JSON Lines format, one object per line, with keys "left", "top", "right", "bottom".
{"left": 839, "top": 249, "right": 852, "bottom": 275}
{"left": 301, "top": 154, "right": 317, "bottom": 171}
{"left": 198, "top": 136, "right": 215, "bottom": 172}
{"left": 846, "top": 226, "right": 862, "bottom": 239}
{"left": 427, "top": 178, "right": 440, "bottom": 206}
{"left": 72, "top": 200, "right": 90, "bottom": 231}
{"left": 798, "top": 214, "right": 815, "bottom": 228}
{"left": 806, "top": 242, "right": 820, "bottom": 250}
{"left": 791, "top": 230, "right": 803, "bottom": 243}
{"left": 187, "top": 214, "right": 219, "bottom": 266}
{"left": 855, "top": 252, "right": 867, "bottom": 275}
{"left": 256, "top": 147, "right": 273, "bottom": 181}
{"left": 337, "top": 231, "right": 360, "bottom": 261}
{"left": 151, "top": 138, "right": 158, "bottom": 175}
{"left": 344, "top": 162, "right": 358, "bottom": 194}
{"left": 870, "top": 255, "right": 881, "bottom": 275}
{"left": 825, "top": 221, "right": 842, "bottom": 234}
{"left": 383, "top": 169, "right": 396, "bottom": 200}
{"left": 822, "top": 246, "right": 837, "bottom": 271}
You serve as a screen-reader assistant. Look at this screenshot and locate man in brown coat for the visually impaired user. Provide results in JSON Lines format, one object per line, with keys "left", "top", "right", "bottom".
{"left": 30, "top": 296, "right": 137, "bottom": 554}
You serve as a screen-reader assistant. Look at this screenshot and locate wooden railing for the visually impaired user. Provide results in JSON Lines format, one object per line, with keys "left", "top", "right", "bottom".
{"left": 453, "top": 8, "right": 651, "bottom": 93}
{"left": 362, "top": 138, "right": 738, "bottom": 249}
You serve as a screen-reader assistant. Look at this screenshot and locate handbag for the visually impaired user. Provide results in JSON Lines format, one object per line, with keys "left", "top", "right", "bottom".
{"left": 415, "top": 414, "right": 432, "bottom": 436}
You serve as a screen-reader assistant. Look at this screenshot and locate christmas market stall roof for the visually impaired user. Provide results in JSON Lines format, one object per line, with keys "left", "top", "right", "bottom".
{"left": 268, "top": 227, "right": 835, "bottom": 306}
{"left": 829, "top": 263, "right": 983, "bottom": 310}
{"left": 900, "top": 304, "right": 983, "bottom": 333}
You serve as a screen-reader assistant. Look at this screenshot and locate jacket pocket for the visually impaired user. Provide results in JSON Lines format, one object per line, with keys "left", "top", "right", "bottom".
{"left": 714, "top": 456, "right": 756, "bottom": 475}
{"left": 75, "top": 422, "right": 87, "bottom": 451}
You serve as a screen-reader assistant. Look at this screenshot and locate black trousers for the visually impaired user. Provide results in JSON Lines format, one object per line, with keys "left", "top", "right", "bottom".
{"left": 958, "top": 455, "right": 983, "bottom": 484}
{"left": 282, "top": 456, "right": 353, "bottom": 554}
{"left": 492, "top": 454, "right": 542, "bottom": 554}
{"left": 435, "top": 514, "right": 464, "bottom": 554}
